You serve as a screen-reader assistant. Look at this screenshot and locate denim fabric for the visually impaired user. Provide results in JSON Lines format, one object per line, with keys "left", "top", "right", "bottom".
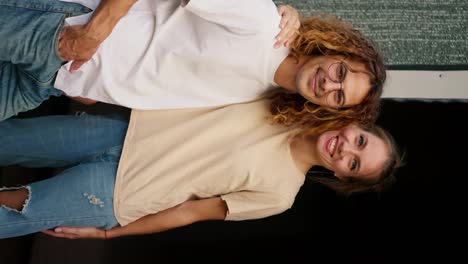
{"left": 0, "top": 113, "right": 128, "bottom": 168}
{"left": 0, "top": 0, "right": 91, "bottom": 121}
{"left": 0, "top": 113, "right": 128, "bottom": 239}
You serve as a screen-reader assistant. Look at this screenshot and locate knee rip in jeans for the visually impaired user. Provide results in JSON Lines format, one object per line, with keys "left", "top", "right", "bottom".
{"left": 0, "top": 186, "right": 31, "bottom": 213}
{"left": 83, "top": 193, "right": 104, "bottom": 208}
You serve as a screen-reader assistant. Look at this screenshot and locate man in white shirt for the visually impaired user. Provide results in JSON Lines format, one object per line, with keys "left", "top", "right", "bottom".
{"left": 55, "top": 0, "right": 297, "bottom": 110}
{"left": 0, "top": 0, "right": 300, "bottom": 120}
{"left": 0, "top": 0, "right": 386, "bottom": 122}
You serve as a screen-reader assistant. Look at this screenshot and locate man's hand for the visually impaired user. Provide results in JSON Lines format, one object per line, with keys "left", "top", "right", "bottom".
{"left": 42, "top": 226, "right": 106, "bottom": 240}
{"left": 58, "top": 25, "right": 102, "bottom": 72}
{"left": 57, "top": 0, "right": 138, "bottom": 72}
{"left": 275, "top": 5, "right": 301, "bottom": 48}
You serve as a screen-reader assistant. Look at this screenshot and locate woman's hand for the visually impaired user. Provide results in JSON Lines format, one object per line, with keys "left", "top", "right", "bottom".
{"left": 68, "top": 96, "right": 98, "bottom": 105}
{"left": 42, "top": 226, "right": 106, "bottom": 239}
{"left": 275, "top": 5, "right": 301, "bottom": 48}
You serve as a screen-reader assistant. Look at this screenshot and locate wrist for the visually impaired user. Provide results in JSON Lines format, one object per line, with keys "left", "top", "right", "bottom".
{"left": 86, "top": 0, "right": 137, "bottom": 42}
{"left": 84, "top": 21, "right": 111, "bottom": 43}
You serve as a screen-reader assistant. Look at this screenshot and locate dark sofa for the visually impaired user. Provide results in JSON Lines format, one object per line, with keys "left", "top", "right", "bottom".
{"left": 1, "top": 96, "right": 467, "bottom": 263}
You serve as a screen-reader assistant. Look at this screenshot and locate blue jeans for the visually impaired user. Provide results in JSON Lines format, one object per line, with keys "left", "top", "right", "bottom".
{"left": 0, "top": 113, "right": 128, "bottom": 239}
{"left": 0, "top": 0, "right": 91, "bottom": 121}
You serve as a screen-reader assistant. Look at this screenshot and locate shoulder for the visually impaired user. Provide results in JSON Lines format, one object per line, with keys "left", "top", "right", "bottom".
{"left": 183, "top": 0, "right": 281, "bottom": 32}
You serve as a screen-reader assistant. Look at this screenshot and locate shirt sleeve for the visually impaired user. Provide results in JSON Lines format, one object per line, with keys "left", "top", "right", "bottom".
{"left": 183, "top": 0, "right": 280, "bottom": 33}
{"left": 220, "top": 191, "right": 292, "bottom": 221}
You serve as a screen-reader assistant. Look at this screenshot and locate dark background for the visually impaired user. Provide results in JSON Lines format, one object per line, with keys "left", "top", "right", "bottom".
{"left": 1, "top": 97, "right": 466, "bottom": 262}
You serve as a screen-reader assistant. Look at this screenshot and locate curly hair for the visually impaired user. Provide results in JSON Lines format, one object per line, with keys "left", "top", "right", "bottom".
{"left": 268, "top": 90, "right": 366, "bottom": 136}
{"left": 307, "top": 124, "right": 403, "bottom": 197}
{"left": 270, "top": 15, "right": 386, "bottom": 132}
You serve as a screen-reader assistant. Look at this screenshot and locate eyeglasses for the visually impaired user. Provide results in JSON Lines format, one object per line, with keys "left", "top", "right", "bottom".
{"left": 324, "top": 62, "right": 347, "bottom": 109}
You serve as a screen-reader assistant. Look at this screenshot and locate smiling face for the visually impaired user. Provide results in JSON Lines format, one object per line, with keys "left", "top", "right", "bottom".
{"left": 315, "top": 125, "right": 389, "bottom": 182}
{"left": 295, "top": 55, "right": 371, "bottom": 109}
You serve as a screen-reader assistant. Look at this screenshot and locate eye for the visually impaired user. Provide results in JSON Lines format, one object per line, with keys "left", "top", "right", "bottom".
{"left": 335, "top": 90, "right": 344, "bottom": 106}
{"left": 358, "top": 135, "right": 364, "bottom": 146}
{"left": 350, "top": 159, "right": 358, "bottom": 171}
{"left": 336, "top": 63, "right": 347, "bottom": 82}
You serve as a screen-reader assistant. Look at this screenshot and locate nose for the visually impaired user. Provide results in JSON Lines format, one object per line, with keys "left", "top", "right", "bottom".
{"left": 336, "top": 139, "right": 357, "bottom": 157}
{"left": 321, "top": 76, "right": 342, "bottom": 93}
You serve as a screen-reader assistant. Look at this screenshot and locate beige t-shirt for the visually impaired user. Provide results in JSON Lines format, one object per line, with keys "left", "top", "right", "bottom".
{"left": 114, "top": 99, "right": 305, "bottom": 226}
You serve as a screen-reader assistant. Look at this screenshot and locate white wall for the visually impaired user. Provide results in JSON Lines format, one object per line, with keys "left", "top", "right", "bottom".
{"left": 382, "top": 71, "right": 468, "bottom": 99}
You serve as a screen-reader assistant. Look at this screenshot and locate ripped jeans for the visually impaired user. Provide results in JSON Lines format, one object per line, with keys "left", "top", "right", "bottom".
{"left": 0, "top": 113, "right": 128, "bottom": 239}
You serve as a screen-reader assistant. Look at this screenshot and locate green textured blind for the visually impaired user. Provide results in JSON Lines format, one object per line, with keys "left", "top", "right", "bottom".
{"left": 274, "top": 0, "right": 468, "bottom": 69}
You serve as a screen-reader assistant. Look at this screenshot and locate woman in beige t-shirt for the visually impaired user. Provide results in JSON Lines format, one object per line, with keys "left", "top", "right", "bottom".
{"left": 0, "top": 99, "right": 401, "bottom": 240}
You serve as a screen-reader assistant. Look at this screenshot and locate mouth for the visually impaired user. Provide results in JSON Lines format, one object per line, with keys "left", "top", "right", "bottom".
{"left": 326, "top": 135, "right": 338, "bottom": 157}
{"left": 308, "top": 70, "right": 318, "bottom": 97}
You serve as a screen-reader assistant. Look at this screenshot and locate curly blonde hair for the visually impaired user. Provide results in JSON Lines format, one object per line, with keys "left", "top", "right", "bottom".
{"left": 270, "top": 15, "right": 386, "bottom": 134}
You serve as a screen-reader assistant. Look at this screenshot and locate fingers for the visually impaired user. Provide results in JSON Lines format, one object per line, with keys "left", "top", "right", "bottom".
{"left": 283, "top": 20, "right": 300, "bottom": 44}
{"left": 42, "top": 226, "right": 104, "bottom": 239}
{"left": 275, "top": 22, "right": 295, "bottom": 47}
{"left": 58, "top": 27, "right": 77, "bottom": 61}
{"left": 278, "top": 5, "right": 288, "bottom": 29}
{"left": 57, "top": 26, "right": 96, "bottom": 70}
{"left": 274, "top": 32, "right": 288, "bottom": 49}
{"left": 275, "top": 5, "right": 300, "bottom": 48}
{"left": 70, "top": 60, "right": 86, "bottom": 72}
{"left": 41, "top": 228, "right": 79, "bottom": 239}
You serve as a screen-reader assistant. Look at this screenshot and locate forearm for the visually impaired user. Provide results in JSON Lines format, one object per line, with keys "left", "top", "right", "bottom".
{"left": 85, "top": 0, "right": 137, "bottom": 42}
{"left": 69, "top": 96, "right": 97, "bottom": 105}
{"left": 107, "top": 205, "right": 190, "bottom": 238}
{"left": 107, "top": 198, "right": 227, "bottom": 239}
